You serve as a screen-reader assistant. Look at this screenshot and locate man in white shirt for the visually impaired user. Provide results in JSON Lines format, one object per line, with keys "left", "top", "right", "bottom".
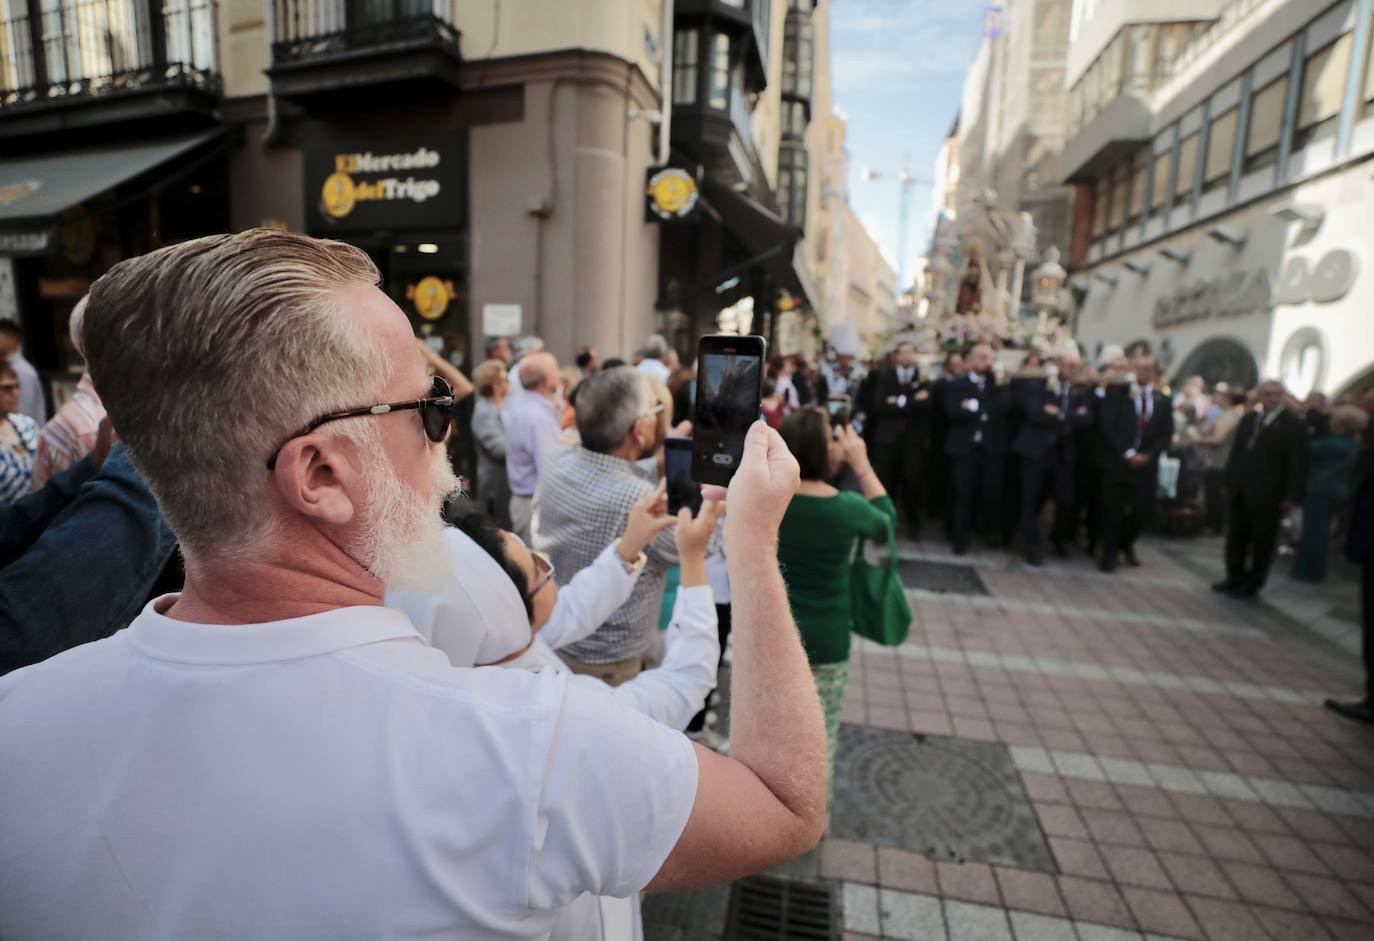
{"left": 636, "top": 333, "right": 674, "bottom": 385}
{"left": 0, "top": 229, "right": 826, "bottom": 940}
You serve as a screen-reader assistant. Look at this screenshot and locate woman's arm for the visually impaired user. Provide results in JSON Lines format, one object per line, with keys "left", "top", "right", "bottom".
{"left": 418, "top": 339, "right": 475, "bottom": 402}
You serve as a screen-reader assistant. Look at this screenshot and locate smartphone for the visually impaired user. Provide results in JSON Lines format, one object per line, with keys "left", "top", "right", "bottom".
{"left": 827, "top": 394, "right": 852, "bottom": 428}
{"left": 664, "top": 437, "right": 703, "bottom": 516}
{"left": 692, "top": 334, "right": 766, "bottom": 486}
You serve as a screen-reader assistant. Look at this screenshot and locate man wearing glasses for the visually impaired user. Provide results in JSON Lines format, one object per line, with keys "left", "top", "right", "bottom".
{"left": 534, "top": 367, "right": 681, "bottom": 686}
{"left": 0, "top": 230, "right": 825, "bottom": 939}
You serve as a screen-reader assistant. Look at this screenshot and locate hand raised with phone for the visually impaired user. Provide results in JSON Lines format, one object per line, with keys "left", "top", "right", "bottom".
{"left": 708, "top": 421, "right": 799, "bottom": 552}
{"left": 619, "top": 480, "right": 675, "bottom": 562}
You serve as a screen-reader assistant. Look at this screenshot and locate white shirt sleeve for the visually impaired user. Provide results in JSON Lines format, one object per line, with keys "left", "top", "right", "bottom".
{"left": 604, "top": 586, "right": 720, "bottom": 731}
{"left": 540, "top": 544, "right": 642, "bottom": 651}
{"left": 527, "top": 679, "right": 699, "bottom": 908}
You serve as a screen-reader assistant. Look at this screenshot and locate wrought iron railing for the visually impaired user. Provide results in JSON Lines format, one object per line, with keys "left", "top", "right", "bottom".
{"left": 0, "top": 0, "right": 219, "bottom": 111}
{"left": 272, "top": 0, "right": 459, "bottom": 67}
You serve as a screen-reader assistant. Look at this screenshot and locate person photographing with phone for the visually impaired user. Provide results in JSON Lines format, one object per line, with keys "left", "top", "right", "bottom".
{"left": 776, "top": 408, "right": 896, "bottom": 810}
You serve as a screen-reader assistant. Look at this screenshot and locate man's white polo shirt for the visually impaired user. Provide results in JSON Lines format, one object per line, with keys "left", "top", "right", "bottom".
{"left": 0, "top": 596, "right": 698, "bottom": 940}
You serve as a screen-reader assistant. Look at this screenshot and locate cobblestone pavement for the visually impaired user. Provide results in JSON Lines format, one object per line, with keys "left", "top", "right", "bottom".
{"left": 644, "top": 534, "right": 1374, "bottom": 941}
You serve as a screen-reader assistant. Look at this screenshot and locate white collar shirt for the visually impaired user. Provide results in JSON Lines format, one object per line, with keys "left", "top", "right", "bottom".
{"left": 0, "top": 597, "right": 697, "bottom": 940}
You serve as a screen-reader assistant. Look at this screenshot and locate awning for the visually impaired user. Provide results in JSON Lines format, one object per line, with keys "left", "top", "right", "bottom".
{"left": 702, "top": 178, "right": 816, "bottom": 311}
{"left": 0, "top": 132, "right": 224, "bottom": 256}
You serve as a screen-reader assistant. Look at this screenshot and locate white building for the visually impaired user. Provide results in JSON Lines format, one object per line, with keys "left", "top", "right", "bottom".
{"left": 1063, "top": 0, "right": 1374, "bottom": 397}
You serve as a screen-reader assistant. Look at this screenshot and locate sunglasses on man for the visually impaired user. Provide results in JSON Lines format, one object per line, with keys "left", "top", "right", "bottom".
{"left": 266, "top": 376, "right": 456, "bottom": 469}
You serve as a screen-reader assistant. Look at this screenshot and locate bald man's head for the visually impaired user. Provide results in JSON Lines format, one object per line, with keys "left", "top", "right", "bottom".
{"left": 519, "top": 351, "right": 560, "bottom": 395}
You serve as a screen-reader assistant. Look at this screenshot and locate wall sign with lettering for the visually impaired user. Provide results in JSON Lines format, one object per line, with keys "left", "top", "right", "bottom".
{"left": 1152, "top": 249, "right": 1358, "bottom": 329}
{"left": 304, "top": 131, "right": 463, "bottom": 233}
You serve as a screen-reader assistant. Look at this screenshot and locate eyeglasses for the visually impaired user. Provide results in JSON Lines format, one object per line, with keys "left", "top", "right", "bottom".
{"left": 629, "top": 401, "right": 666, "bottom": 433}
{"left": 529, "top": 549, "right": 556, "bottom": 597}
{"left": 266, "top": 375, "right": 456, "bottom": 469}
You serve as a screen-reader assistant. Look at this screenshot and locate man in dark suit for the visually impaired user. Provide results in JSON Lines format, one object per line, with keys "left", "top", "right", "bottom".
{"left": 942, "top": 342, "right": 1012, "bottom": 554}
{"left": 1214, "top": 380, "right": 1309, "bottom": 598}
{"left": 927, "top": 351, "right": 965, "bottom": 531}
{"left": 1013, "top": 357, "right": 1095, "bottom": 565}
{"left": 1094, "top": 355, "right": 1174, "bottom": 572}
{"left": 872, "top": 341, "right": 932, "bottom": 538}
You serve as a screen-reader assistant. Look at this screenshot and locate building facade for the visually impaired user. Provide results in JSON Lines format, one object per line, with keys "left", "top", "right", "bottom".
{"left": 1064, "top": 0, "right": 1374, "bottom": 397}
{"left": 0, "top": 0, "right": 835, "bottom": 411}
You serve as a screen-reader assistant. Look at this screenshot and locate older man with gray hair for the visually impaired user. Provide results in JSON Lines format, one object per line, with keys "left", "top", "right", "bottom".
{"left": 0, "top": 229, "right": 827, "bottom": 937}
{"left": 504, "top": 349, "right": 562, "bottom": 543}
{"left": 535, "top": 366, "right": 678, "bottom": 685}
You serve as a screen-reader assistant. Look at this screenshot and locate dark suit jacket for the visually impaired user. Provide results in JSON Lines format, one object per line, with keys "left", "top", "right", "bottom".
{"left": 941, "top": 374, "right": 1012, "bottom": 456}
{"left": 1095, "top": 386, "right": 1172, "bottom": 470}
{"left": 1345, "top": 440, "right": 1374, "bottom": 565}
{"left": 872, "top": 366, "right": 932, "bottom": 446}
{"left": 1013, "top": 383, "right": 1095, "bottom": 459}
{"left": 1226, "top": 409, "right": 1309, "bottom": 504}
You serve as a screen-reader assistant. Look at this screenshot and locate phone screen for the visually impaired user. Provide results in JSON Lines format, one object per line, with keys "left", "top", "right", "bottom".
{"left": 693, "top": 335, "right": 765, "bottom": 486}
{"left": 664, "top": 437, "right": 702, "bottom": 516}
{"left": 827, "top": 394, "right": 851, "bottom": 427}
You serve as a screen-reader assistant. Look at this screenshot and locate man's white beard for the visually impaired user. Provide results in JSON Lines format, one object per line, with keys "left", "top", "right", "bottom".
{"left": 353, "top": 443, "right": 459, "bottom": 592}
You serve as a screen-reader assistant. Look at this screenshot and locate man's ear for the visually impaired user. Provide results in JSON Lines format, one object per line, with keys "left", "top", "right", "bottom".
{"left": 271, "top": 433, "right": 359, "bottom": 526}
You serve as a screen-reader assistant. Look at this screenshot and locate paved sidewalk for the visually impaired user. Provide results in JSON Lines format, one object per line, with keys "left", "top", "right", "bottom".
{"left": 646, "top": 535, "right": 1374, "bottom": 941}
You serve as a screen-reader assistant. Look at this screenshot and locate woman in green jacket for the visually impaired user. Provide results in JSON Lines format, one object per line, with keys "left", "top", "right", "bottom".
{"left": 777, "top": 407, "right": 896, "bottom": 807}
{"left": 1295, "top": 405, "right": 1369, "bottom": 580}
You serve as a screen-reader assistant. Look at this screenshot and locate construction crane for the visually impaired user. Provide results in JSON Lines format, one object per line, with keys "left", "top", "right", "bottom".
{"left": 860, "top": 160, "right": 932, "bottom": 290}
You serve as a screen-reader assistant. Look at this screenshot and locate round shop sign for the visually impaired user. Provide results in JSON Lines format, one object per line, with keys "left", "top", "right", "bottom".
{"left": 646, "top": 168, "right": 699, "bottom": 220}
{"left": 407, "top": 276, "right": 456, "bottom": 321}
{"left": 320, "top": 172, "right": 357, "bottom": 219}
{"left": 1278, "top": 327, "right": 1326, "bottom": 400}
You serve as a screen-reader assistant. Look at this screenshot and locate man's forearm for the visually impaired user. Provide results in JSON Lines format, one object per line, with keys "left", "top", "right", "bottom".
{"left": 726, "top": 545, "right": 825, "bottom": 830}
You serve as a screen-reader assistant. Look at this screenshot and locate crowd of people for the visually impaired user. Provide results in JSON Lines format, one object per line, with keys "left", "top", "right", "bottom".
{"left": 0, "top": 226, "right": 1372, "bottom": 938}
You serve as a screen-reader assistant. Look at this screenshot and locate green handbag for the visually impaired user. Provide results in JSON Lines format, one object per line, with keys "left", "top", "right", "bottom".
{"left": 850, "top": 515, "right": 912, "bottom": 646}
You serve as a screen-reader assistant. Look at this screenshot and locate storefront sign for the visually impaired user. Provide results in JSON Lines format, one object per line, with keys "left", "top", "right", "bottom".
{"left": 0, "top": 228, "right": 52, "bottom": 257}
{"left": 304, "top": 132, "right": 462, "bottom": 233}
{"left": 1152, "top": 249, "right": 1357, "bottom": 329}
{"left": 645, "top": 166, "right": 700, "bottom": 222}
{"left": 406, "top": 276, "right": 457, "bottom": 321}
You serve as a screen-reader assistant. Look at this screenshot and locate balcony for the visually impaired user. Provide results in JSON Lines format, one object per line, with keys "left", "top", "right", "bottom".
{"left": 268, "top": 0, "right": 461, "bottom": 105}
{"left": 0, "top": 0, "right": 221, "bottom": 140}
{"left": 1060, "top": 93, "right": 1151, "bottom": 184}
{"left": 674, "top": 0, "right": 769, "bottom": 92}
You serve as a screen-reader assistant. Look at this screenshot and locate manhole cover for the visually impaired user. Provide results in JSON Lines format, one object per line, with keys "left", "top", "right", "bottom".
{"left": 897, "top": 560, "right": 988, "bottom": 595}
{"left": 723, "top": 876, "right": 838, "bottom": 941}
{"left": 830, "top": 725, "right": 1055, "bottom": 872}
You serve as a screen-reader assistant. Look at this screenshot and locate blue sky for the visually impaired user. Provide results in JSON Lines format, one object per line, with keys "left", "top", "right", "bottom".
{"left": 830, "top": 0, "right": 988, "bottom": 289}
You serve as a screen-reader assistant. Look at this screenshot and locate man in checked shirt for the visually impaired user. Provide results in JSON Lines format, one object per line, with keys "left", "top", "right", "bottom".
{"left": 535, "top": 366, "right": 682, "bottom": 685}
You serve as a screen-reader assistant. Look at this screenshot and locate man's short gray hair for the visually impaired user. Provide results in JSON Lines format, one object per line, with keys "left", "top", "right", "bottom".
{"left": 82, "top": 229, "right": 382, "bottom": 561}
{"left": 576, "top": 366, "right": 648, "bottom": 454}
{"left": 641, "top": 333, "right": 669, "bottom": 360}
{"left": 513, "top": 335, "right": 544, "bottom": 360}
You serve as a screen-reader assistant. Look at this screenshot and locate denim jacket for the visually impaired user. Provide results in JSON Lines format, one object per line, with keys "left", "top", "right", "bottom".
{"left": 0, "top": 443, "right": 176, "bottom": 675}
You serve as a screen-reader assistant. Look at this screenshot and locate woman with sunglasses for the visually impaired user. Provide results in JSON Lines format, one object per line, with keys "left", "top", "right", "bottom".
{"left": 0, "top": 361, "right": 39, "bottom": 506}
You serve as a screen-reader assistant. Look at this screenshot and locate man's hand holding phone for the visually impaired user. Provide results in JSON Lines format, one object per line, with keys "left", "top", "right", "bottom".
{"left": 620, "top": 480, "right": 675, "bottom": 563}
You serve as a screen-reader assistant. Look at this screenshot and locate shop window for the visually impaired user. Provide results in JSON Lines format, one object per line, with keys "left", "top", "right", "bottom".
{"left": 1244, "top": 75, "right": 1286, "bottom": 173}
{"left": 1091, "top": 178, "right": 1108, "bottom": 237}
{"left": 1127, "top": 157, "right": 1147, "bottom": 227}
{"left": 708, "top": 32, "right": 730, "bottom": 110}
{"left": 1173, "top": 133, "right": 1198, "bottom": 208}
{"left": 783, "top": 14, "right": 814, "bottom": 99}
{"left": 1203, "top": 108, "right": 1237, "bottom": 192}
{"left": 1295, "top": 32, "right": 1353, "bottom": 150}
{"left": 778, "top": 144, "right": 808, "bottom": 228}
{"left": 673, "top": 28, "right": 699, "bottom": 106}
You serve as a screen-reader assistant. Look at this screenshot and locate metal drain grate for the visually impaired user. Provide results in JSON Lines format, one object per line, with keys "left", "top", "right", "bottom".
{"left": 829, "top": 725, "right": 1057, "bottom": 872}
{"left": 723, "top": 876, "right": 838, "bottom": 941}
{"left": 897, "top": 559, "right": 989, "bottom": 595}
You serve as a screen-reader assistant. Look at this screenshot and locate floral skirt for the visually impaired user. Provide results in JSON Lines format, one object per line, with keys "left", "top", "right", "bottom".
{"left": 811, "top": 659, "right": 851, "bottom": 808}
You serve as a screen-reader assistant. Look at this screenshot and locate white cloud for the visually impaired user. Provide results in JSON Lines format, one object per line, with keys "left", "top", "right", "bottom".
{"left": 831, "top": 0, "right": 984, "bottom": 91}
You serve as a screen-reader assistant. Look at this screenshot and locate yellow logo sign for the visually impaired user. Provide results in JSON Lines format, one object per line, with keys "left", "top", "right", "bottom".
{"left": 321, "top": 172, "right": 356, "bottom": 219}
{"left": 647, "top": 167, "right": 699, "bottom": 220}
{"left": 407, "top": 276, "right": 456, "bottom": 321}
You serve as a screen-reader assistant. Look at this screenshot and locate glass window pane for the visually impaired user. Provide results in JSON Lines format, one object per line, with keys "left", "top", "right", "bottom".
{"left": 1092, "top": 180, "right": 1108, "bottom": 235}
{"left": 1129, "top": 159, "right": 1147, "bottom": 216}
{"left": 1150, "top": 147, "right": 1170, "bottom": 210}
{"left": 1174, "top": 134, "right": 1198, "bottom": 197}
{"left": 1247, "top": 76, "right": 1287, "bottom": 156}
{"left": 1108, "top": 172, "right": 1127, "bottom": 229}
{"left": 708, "top": 32, "right": 729, "bottom": 109}
{"left": 1298, "top": 32, "right": 1353, "bottom": 130}
{"left": 673, "top": 29, "right": 698, "bottom": 106}
{"left": 1204, "top": 108, "right": 1237, "bottom": 183}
